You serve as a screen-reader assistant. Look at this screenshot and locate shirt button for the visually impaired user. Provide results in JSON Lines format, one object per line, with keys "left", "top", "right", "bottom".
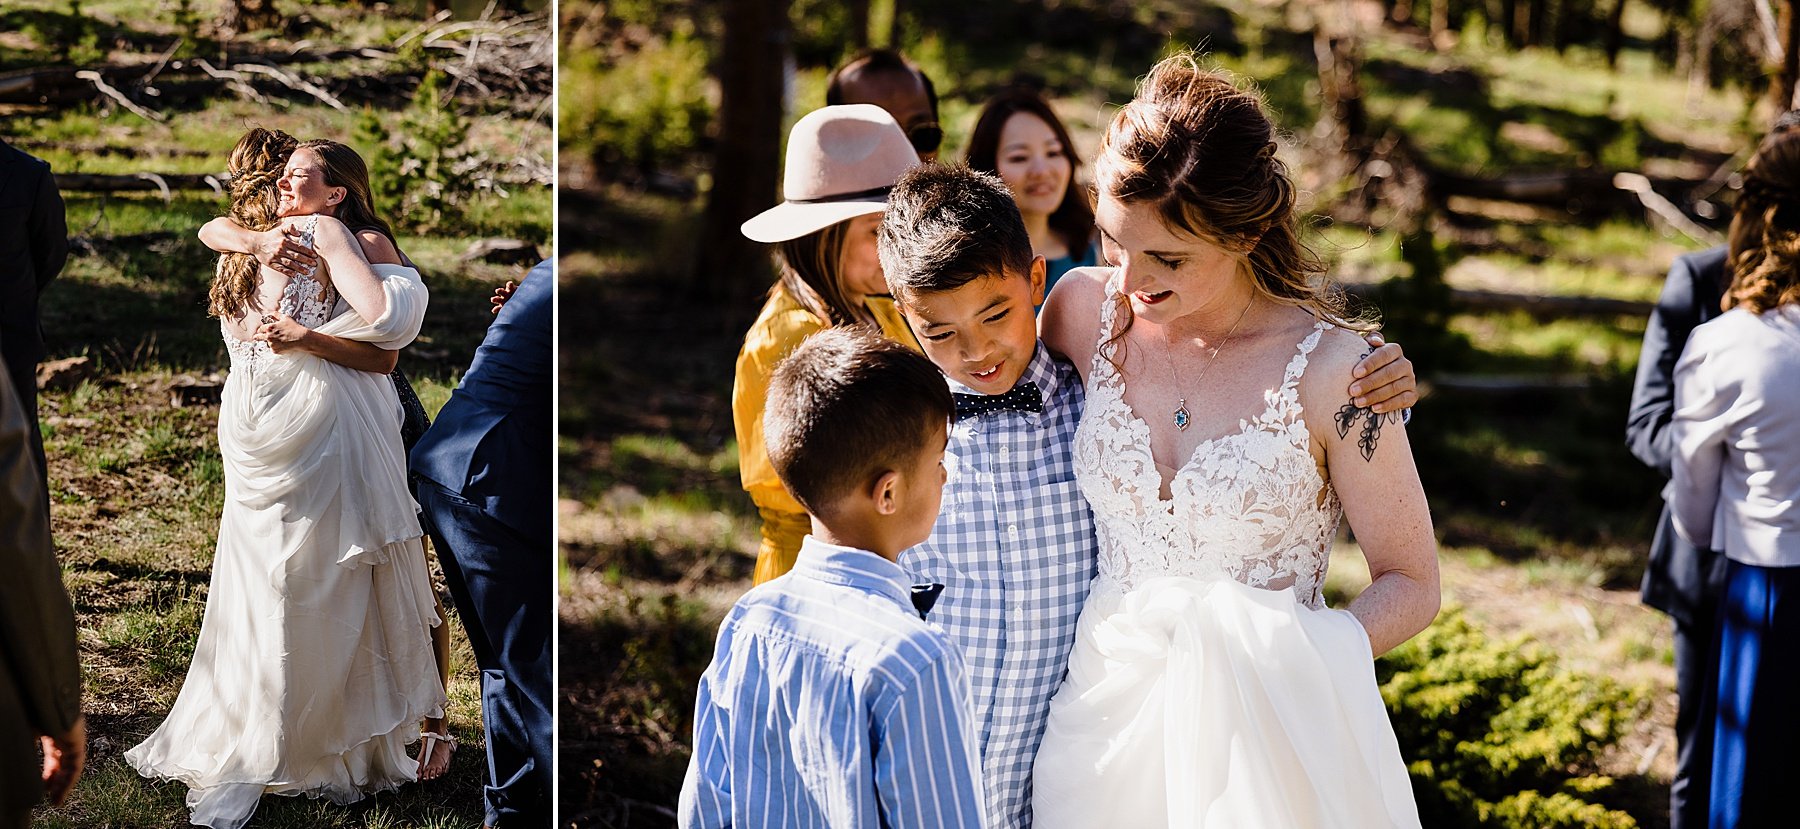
{"left": 1008, "top": 524, "right": 1018, "bottom": 537}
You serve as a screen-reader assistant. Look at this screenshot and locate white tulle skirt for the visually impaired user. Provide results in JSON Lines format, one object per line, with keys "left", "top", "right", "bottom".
{"left": 126, "top": 275, "right": 444, "bottom": 829}
{"left": 1032, "top": 576, "right": 1420, "bottom": 829}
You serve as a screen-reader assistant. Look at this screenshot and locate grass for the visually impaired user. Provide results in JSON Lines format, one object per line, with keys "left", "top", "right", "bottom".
{"left": 13, "top": 2, "right": 549, "bottom": 826}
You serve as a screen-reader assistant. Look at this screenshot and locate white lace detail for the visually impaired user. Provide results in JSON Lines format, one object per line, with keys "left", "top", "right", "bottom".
{"left": 221, "top": 217, "right": 333, "bottom": 375}
{"left": 1074, "top": 280, "right": 1342, "bottom": 608}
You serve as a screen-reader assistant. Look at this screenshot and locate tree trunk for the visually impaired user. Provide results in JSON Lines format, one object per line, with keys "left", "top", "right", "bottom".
{"left": 847, "top": 0, "right": 870, "bottom": 50}
{"left": 1604, "top": 0, "right": 1627, "bottom": 68}
{"left": 697, "top": 0, "right": 790, "bottom": 302}
{"left": 1779, "top": 0, "right": 1800, "bottom": 112}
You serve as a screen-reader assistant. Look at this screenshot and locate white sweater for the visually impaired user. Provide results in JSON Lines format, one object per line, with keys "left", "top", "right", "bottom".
{"left": 1670, "top": 304, "right": 1800, "bottom": 568}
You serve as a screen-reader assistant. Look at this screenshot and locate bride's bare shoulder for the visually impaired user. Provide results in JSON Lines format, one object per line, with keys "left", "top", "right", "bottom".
{"left": 1041, "top": 266, "right": 1113, "bottom": 374}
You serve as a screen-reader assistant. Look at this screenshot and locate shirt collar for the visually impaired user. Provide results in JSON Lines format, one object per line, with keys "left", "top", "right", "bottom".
{"left": 789, "top": 536, "right": 915, "bottom": 613}
{"left": 943, "top": 339, "right": 1061, "bottom": 407}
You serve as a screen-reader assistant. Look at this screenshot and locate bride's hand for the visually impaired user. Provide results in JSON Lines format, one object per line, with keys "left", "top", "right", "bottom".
{"left": 1349, "top": 334, "right": 1417, "bottom": 414}
{"left": 253, "top": 313, "right": 314, "bottom": 354}
{"left": 255, "top": 226, "right": 318, "bottom": 280}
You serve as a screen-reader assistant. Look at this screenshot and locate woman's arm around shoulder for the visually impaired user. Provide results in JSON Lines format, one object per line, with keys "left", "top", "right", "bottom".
{"left": 1039, "top": 265, "right": 1112, "bottom": 385}
{"left": 1300, "top": 325, "right": 1440, "bottom": 656}
{"left": 284, "top": 214, "right": 388, "bottom": 323}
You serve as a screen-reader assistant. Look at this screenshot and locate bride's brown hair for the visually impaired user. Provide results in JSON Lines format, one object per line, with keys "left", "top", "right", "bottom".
{"left": 1096, "top": 52, "right": 1370, "bottom": 358}
{"left": 295, "top": 139, "right": 398, "bottom": 247}
{"left": 1725, "top": 129, "right": 1800, "bottom": 313}
{"left": 208, "top": 127, "right": 297, "bottom": 320}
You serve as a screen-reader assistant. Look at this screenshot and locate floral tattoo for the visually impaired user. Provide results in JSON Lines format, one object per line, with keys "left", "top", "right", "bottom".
{"left": 1335, "top": 401, "right": 1404, "bottom": 461}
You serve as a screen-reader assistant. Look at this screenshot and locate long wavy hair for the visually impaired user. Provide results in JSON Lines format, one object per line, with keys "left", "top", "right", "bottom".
{"left": 208, "top": 127, "right": 297, "bottom": 320}
{"left": 965, "top": 86, "right": 1095, "bottom": 258}
{"left": 771, "top": 220, "right": 872, "bottom": 327}
{"left": 1096, "top": 53, "right": 1370, "bottom": 361}
{"left": 1725, "top": 129, "right": 1800, "bottom": 313}
{"left": 294, "top": 139, "right": 398, "bottom": 247}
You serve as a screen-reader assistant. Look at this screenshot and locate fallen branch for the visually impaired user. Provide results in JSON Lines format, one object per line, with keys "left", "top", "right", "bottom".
{"left": 1613, "top": 172, "right": 1722, "bottom": 246}
{"left": 233, "top": 62, "right": 348, "bottom": 112}
{"left": 75, "top": 69, "right": 165, "bottom": 123}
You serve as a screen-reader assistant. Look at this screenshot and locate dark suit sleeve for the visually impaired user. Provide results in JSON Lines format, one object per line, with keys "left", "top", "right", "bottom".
{"left": 28, "top": 163, "right": 68, "bottom": 292}
{"left": 0, "top": 367, "right": 80, "bottom": 738}
{"left": 1627, "top": 255, "right": 1705, "bottom": 478}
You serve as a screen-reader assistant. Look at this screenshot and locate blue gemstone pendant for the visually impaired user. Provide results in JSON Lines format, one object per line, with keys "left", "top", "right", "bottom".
{"left": 1173, "top": 399, "right": 1191, "bottom": 431}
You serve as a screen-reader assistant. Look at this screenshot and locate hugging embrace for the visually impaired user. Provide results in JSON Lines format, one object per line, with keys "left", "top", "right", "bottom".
{"left": 126, "top": 128, "right": 448, "bottom": 829}
{"left": 683, "top": 52, "right": 1439, "bottom": 828}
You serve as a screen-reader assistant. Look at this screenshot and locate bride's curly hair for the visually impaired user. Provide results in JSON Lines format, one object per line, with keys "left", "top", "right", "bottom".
{"left": 1096, "top": 52, "right": 1371, "bottom": 362}
{"left": 208, "top": 127, "right": 297, "bottom": 320}
{"left": 1725, "top": 130, "right": 1800, "bottom": 314}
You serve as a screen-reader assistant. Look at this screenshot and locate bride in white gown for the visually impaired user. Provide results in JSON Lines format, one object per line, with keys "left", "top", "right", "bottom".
{"left": 125, "top": 198, "right": 444, "bottom": 827}
{"left": 1031, "top": 54, "right": 1440, "bottom": 828}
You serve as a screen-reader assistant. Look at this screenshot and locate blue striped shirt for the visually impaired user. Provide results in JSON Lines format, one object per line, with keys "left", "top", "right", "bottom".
{"left": 900, "top": 342, "right": 1097, "bottom": 829}
{"left": 679, "top": 537, "right": 987, "bottom": 828}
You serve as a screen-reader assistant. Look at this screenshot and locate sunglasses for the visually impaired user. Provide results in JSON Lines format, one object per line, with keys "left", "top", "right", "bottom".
{"left": 907, "top": 123, "right": 944, "bottom": 154}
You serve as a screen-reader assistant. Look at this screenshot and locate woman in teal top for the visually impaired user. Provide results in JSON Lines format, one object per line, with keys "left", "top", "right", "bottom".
{"left": 966, "top": 87, "right": 1101, "bottom": 301}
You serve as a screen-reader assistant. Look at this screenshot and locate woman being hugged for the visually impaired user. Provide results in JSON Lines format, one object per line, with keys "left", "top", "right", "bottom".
{"left": 125, "top": 129, "right": 444, "bottom": 829}
{"left": 1032, "top": 53, "right": 1437, "bottom": 827}
{"left": 965, "top": 86, "right": 1100, "bottom": 297}
{"left": 1668, "top": 128, "right": 1800, "bottom": 829}
{"left": 195, "top": 134, "right": 459, "bottom": 779}
{"left": 734, "top": 104, "right": 921, "bottom": 583}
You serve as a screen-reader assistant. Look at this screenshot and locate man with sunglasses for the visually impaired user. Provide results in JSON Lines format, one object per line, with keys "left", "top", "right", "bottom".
{"left": 827, "top": 49, "right": 943, "bottom": 161}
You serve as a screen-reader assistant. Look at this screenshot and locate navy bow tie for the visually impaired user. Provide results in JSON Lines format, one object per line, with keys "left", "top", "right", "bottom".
{"left": 910, "top": 583, "right": 945, "bottom": 619}
{"left": 953, "top": 381, "right": 1042, "bottom": 419}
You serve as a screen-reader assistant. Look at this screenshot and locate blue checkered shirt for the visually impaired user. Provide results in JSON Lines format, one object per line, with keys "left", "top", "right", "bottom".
{"left": 900, "top": 342, "right": 1097, "bottom": 829}
{"left": 679, "top": 538, "right": 986, "bottom": 829}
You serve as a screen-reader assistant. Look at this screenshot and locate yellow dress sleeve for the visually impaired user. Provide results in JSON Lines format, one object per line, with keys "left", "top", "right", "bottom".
{"left": 733, "top": 291, "right": 821, "bottom": 582}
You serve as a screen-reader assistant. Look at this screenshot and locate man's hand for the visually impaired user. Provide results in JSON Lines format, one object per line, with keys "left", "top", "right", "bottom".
{"left": 254, "top": 226, "right": 318, "bottom": 280}
{"left": 41, "top": 715, "right": 85, "bottom": 807}
{"left": 490, "top": 280, "right": 518, "bottom": 315}
{"left": 253, "top": 312, "right": 314, "bottom": 355}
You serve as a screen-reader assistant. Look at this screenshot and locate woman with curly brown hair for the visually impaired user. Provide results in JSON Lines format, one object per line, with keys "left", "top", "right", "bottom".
{"left": 1030, "top": 53, "right": 1435, "bottom": 826}
{"left": 1668, "top": 127, "right": 1800, "bottom": 829}
{"left": 125, "top": 128, "right": 445, "bottom": 829}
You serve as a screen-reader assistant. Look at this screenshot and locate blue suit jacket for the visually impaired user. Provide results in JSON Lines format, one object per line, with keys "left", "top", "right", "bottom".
{"left": 410, "top": 260, "right": 552, "bottom": 547}
{"left": 1626, "top": 246, "right": 1729, "bottom": 627}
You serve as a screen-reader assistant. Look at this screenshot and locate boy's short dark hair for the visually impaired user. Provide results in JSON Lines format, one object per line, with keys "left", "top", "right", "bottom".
{"left": 765, "top": 326, "right": 954, "bottom": 516}
{"left": 878, "top": 164, "right": 1033, "bottom": 299}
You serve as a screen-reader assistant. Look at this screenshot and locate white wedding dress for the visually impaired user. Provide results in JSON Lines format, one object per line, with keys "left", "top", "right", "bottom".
{"left": 1031, "top": 288, "right": 1421, "bottom": 828}
{"left": 126, "top": 225, "right": 445, "bottom": 829}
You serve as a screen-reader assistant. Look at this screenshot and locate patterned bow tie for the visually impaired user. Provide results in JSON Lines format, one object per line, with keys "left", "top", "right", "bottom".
{"left": 953, "top": 381, "right": 1042, "bottom": 419}
{"left": 910, "top": 583, "right": 945, "bottom": 620}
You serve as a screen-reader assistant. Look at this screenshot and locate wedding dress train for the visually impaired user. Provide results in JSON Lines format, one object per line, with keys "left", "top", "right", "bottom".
{"left": 126, "top": 242, "right": 444, "bottom": 829}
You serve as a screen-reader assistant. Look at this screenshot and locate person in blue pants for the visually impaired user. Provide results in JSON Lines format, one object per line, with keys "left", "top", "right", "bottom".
{"left": 410, "top": 260, "right": 552, "bottom": 827}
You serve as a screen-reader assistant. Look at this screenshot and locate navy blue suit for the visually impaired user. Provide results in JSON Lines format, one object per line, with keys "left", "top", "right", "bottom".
{"left": 0, "top": 140, "right": 68, "bottom": 487}
{"left": 1625, "top": 245, "right": 1731, "bottom": 829}
{"left": 410, "top": 262, "right": 551, "bottom": 827}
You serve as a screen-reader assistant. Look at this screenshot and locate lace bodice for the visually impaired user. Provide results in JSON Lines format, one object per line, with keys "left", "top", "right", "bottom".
{"left": 221, "top": 218, "right": 335, "bottom": 374}
{"left": 1074, "top": 284, "right": 1342, "bottom": 608}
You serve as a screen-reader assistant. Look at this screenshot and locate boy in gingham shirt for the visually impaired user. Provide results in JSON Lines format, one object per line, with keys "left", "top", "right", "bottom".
{"left": 678, "top": 327, "right": 985, "bottom": 828}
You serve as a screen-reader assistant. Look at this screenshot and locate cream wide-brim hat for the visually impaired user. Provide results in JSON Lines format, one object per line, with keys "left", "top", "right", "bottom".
{"left": 741, "top": 104, "right": 921, "bottom": 244}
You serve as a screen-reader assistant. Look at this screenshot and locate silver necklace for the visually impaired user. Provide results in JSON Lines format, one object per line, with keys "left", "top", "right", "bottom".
{"left": 1168, "top": 294, "right": 1256, "bottom": 431}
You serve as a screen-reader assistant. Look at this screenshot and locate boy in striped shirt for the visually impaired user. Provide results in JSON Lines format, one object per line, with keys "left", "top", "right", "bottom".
{"left": 679, "top": 327, "right": 986, "bottom": 828}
